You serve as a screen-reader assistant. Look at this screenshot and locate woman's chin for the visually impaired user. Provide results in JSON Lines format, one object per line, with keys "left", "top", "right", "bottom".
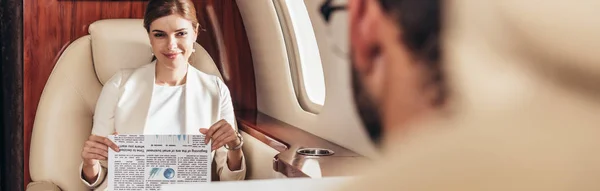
{"left": 157, "top": 59, "right": 186, "bottom": 69}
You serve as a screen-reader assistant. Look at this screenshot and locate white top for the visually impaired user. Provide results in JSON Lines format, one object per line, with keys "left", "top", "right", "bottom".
{"left": 144, "top": 84, "right": 186, "bottom": 134}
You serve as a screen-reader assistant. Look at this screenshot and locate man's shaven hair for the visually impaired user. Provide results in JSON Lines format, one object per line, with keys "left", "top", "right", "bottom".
{"left": 380, "top": 0, "right": 446, "bottom": 106}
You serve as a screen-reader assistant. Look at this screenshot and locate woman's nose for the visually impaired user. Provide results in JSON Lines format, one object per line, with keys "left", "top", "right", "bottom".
{"left": 167, "top": 37, "right": 177, "bottom": 50}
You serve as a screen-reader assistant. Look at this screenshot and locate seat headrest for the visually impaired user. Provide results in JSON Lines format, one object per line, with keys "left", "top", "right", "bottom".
{"left": 88, "top": 19, "right": 222, "bottom": 84}
{"left": 89, "top": 19, "right": 153, "bottom": 84}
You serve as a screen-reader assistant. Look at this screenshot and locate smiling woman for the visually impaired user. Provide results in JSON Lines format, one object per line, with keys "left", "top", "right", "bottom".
{"left": 78, "top": 0, "right": 246, "bottom": 189}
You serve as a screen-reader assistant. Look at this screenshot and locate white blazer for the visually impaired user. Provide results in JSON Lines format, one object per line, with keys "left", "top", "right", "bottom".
{"left": 80, "top": 62, "right": 246, "bottom": 190}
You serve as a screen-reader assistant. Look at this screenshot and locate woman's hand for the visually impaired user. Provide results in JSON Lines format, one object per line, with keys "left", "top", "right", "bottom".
{"left": 81, "top": 134, "right": 120, "bottom": 166}
{"left": 81, "top": 133, "right": 120, "bottom": 183}
{"left": 200, "top": 119, "right": 240, "bottom": 150}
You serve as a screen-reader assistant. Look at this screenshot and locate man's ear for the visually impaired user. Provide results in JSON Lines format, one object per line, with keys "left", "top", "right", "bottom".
{"left": 350, "top": 0, "right": 382, "bottom": 74}
{"left": 349, "top": 0, "right": 367, "bottom": 21}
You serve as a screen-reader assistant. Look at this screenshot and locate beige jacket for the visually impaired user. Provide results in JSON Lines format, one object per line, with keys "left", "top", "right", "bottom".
{"left": 79, "top": 62, "right": 246, "bottom": 190}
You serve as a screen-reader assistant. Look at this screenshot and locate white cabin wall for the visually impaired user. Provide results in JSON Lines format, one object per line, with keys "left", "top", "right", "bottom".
{"left": 236, "top": 0, "right": 377, "bottom": 158}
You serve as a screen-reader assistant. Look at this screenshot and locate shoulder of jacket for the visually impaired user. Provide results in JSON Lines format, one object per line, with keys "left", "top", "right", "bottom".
{"left": 119, "top": 68, "right": 135, "bottom": 82}
{"left": 189, "top": 66, "right": 223, "bottom": 86}
{"left": 116, "top": 63, "right": 154, "bottom": 86}
{"left": 108, "top": 68, "right": 134, "bottom": 88}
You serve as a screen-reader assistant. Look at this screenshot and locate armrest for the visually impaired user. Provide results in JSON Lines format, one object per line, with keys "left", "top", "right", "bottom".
{"left": 236, "top": 111, "right": 369, "bottom": 178}
{"left": 26, "top": 181, "right": 61, "bottom": 191}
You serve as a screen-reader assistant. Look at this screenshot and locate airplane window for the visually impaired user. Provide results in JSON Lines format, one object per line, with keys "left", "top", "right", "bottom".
{"left": 276, "top": 0, "right": 326, "bottom": 113}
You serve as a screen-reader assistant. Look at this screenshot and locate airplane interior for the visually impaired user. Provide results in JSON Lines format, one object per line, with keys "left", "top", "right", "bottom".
{"left": 1, "top": 0, "right": 600, "bottom": 191}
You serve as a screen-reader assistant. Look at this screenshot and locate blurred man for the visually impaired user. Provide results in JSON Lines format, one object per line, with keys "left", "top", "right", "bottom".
{"left": 338, "top": 0, "right": 600, "bottom": 190}
{"left": 348, "top": 0, "right": 444, "bottom": 146}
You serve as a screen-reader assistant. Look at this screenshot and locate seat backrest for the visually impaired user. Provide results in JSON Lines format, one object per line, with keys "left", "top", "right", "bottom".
{"left": 29, "top": 19, "right": 222, "bottom": 191}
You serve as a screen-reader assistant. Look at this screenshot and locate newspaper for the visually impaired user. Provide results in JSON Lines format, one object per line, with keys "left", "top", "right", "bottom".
{"left": 108, "top": 134, "right": 211, "bottom": 191}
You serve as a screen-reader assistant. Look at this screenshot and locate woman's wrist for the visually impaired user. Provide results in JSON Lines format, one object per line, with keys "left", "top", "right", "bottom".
{"left": 225, "top": 131, "right": 243, "bottom": 150}
{"left": 225, "top": 139, "right": 241, "bottom": 148}
{"left": 226, "top": 147, "right": 244, "bottom": 171}
{"left": 82, "top": 161, "right": 100, "bottom": 182}
{"left": 82, "top": 159, "right": 97, "bottom": 168}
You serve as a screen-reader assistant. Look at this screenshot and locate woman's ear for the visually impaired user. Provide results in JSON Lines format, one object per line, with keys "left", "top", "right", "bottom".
{"left": 194, "top": 25, "right": 199, "bottom": 41}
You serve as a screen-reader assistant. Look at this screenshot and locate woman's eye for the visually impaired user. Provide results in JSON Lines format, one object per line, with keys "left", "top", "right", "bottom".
{"left": 177, "top": 32, "right": 188, "bottom": 36}
{"left": 154, "top": 33, "right": 165, "bottom": 37}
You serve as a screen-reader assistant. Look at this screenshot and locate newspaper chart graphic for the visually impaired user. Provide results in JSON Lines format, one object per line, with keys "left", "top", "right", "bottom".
{"left": 148, "top": 135, "right": 192, "bottom": 145}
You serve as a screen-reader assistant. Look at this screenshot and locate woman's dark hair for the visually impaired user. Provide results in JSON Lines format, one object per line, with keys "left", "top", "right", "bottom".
{"left": 379, "top": 0, "right": 446, "bottom": 106}
{"left": 143, "top": 0, "right": 199, "bottom": 32}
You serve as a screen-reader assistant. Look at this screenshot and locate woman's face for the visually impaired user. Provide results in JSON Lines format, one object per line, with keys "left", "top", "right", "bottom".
{"left": 148, "top": 14, "right": 198, "bottom": 69}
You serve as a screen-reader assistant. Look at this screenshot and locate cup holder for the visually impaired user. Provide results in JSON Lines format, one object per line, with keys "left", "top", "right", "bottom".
{"left": 296, "top": 148, "right": 335, "bottom": 156}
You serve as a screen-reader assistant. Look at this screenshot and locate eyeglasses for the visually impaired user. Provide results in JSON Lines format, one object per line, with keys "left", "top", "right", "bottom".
{"left": 319, "top": 0, "right": 348, "bottom": 59}
{"left": 320, "top": 0, "right": 347, "bottom": 24}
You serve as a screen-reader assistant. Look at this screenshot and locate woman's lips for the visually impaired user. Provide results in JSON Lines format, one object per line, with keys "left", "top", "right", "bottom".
{"left": 163, "top": 52, "right": 180, "bottom": 59}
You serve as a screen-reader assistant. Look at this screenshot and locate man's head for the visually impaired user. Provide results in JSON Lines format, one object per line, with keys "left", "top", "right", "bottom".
{"left": 349, "top": 0, "right": 444, "bottom": 145}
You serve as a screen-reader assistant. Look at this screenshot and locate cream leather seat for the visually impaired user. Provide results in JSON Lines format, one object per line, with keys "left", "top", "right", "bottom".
{"left": 27, "top": 19, "right": 223, "bottom": 191}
